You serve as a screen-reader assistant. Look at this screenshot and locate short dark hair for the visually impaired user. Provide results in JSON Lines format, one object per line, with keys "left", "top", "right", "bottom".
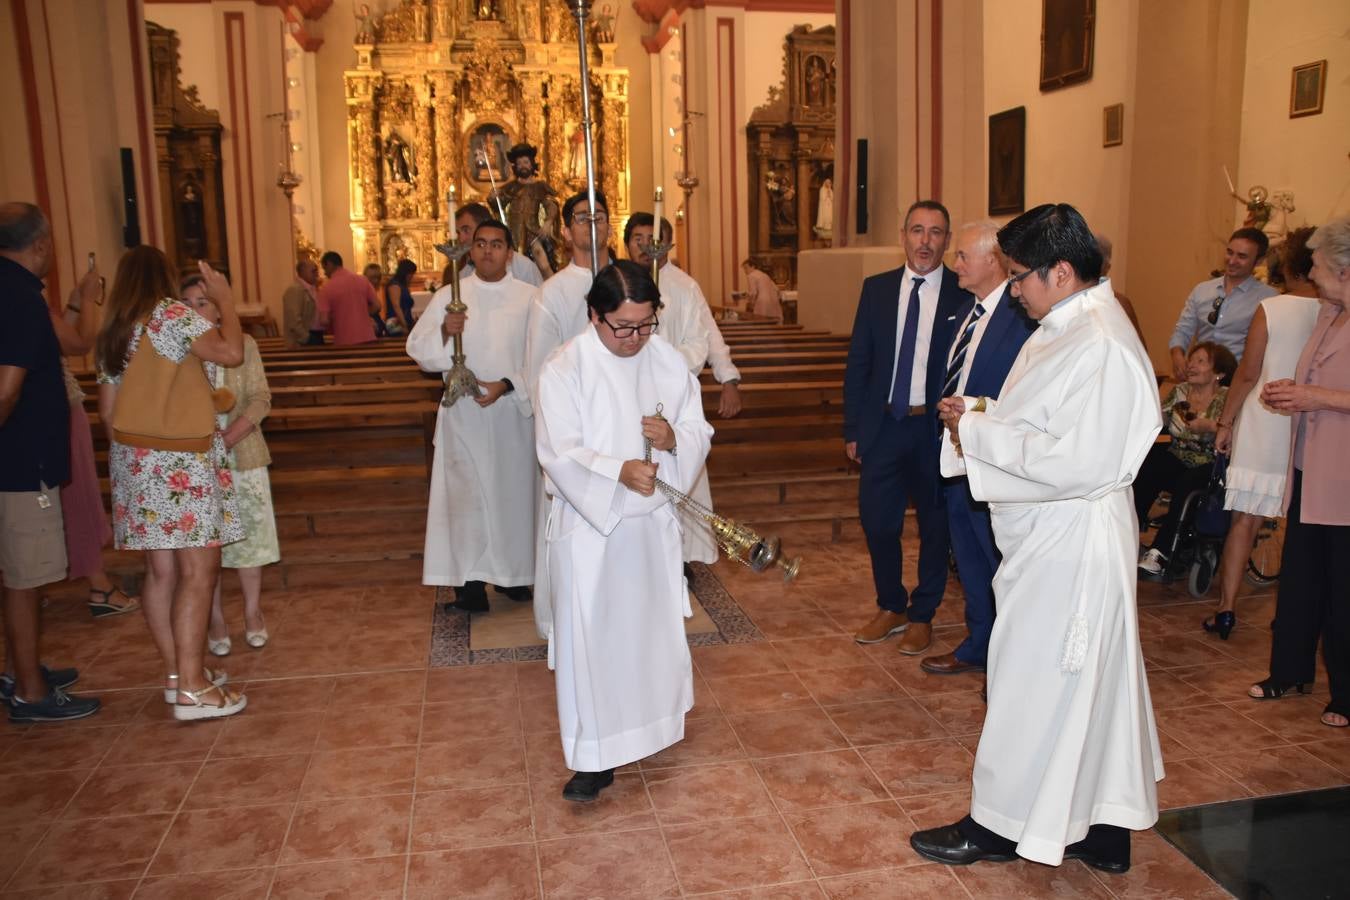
{"left": 586, "top": 260, "right": 663, "bottom": 318}
{"left": 563, "top": 191, "right": 609, "bottom": 226}
{"left": 0, "top": 201, "right": 50, "bottom": 251}
{"left": 623, "top": 212, "right": 673, "bottom": 246}
{"left": 179, "top": 274, "right": 206, "bottom": 296}
{"left": 320, "top": 250, "right": 343, "bottom": 268}
{"left": 1191, "top": 341, "right": 1238, "bottom": 386}
{"left": 455, "top": 202, "right": 493, "bottom": 226}
{"left": 474, "top": 219, "right": 514, "bottom": 249}
{"left": 997, "top": 203, "right": 1103, "bottom": 283}
{"left": 903, "top": 200, "right": 951, "bottom": 231}
{"left": 1230, "top": 227, "right": 1269, "bottom": 260}
{"left": 1271, "top": 226, "right": 1315, "bottom": 285}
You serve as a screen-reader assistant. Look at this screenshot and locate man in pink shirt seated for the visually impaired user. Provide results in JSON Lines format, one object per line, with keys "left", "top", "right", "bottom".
{"left": 742, "top": 257, "right": 783, "bottom": 322}
{"left": 318, "top": 251, "right": 378, "bottom": 346}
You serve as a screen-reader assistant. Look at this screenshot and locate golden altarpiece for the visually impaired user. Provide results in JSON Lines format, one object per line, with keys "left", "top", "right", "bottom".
{"left": 746, "top": 25, "right": 836, "bottom": 290}
{"left": 345, "top": 0, "right": 631, "bottom": 276}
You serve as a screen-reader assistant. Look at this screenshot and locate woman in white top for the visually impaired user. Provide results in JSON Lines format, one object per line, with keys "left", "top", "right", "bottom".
{"left": 1209, "top": 228, "right": 1321, "bottom": 638}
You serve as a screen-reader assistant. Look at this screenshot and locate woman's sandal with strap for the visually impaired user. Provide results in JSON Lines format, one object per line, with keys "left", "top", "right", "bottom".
{"left": 1322, "top": 705, "right": 1349, "bottom": 728}
{"left": 172, "top": 682, "right": 247, "bottom": 721}
{"left": 1248, "top": 678, "right": 1309, "bottom": 700}
{"left": 88, "top": 588, "right": 140, "bottom": 618}
{"left": 164, "top": 668, "right": 229, "bottom": 703}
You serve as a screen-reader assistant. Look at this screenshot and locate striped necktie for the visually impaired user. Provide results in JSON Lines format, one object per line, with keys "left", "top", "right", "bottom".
{"left": 941, "top": 302, "right": 986, "bottom": 399}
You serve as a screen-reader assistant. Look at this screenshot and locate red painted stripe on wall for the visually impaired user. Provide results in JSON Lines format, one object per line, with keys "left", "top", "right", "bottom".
{"left": 12, "top": 0, "right": 59, "bottom": 305}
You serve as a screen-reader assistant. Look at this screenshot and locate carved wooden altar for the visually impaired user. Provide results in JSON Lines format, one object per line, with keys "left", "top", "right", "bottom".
{"left": 147, "top": 21, "right": 229, "bottom": 279}
{"left": 746, "top": 24, "right": 835, "bottom": 290}
{"left": 345, "top": 0, "right": 631, "bottom": 276}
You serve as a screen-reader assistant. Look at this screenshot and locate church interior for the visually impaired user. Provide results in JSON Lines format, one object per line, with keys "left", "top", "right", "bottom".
{"left": 1, "top": 0, "right": 1349, "bottom": 896}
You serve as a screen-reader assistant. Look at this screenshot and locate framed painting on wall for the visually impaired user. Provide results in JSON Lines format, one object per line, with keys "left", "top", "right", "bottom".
{"left": 1289, "top": 60, "right": 1326, "bottom": 118}
{"left": 989, "top": 106, "right": 1026, "bottom": 216}
{"left": 1103, "top": 103, "right": 1124, "bottom": 147}
{"left": 1040, "top": 0, "right": 1096, "bottom": 92}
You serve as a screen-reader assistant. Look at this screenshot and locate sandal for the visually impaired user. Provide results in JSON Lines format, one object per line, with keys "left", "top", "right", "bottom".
{"left": 88, "top": 587, "right": 140, "bottom": 618}
{"left": 164, "top": 668, "right": 229, "bottom": 704}
{"left": 173, "top": 682, "right": 247, "bottom": 722}
{"left": 207, "top": 635, "right": 232, "bottom": 657}
{"left": 1248, "top": 678, "right": 1310, "bottom": 700}
{"left": 1323, "top": 706, "right": 1349, "bottom": 728}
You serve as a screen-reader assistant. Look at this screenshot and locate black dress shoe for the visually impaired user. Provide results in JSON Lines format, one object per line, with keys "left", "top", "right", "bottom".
{"left": 497, "top": 585, "right": 533, "bottom": 602}
{"left": 910, "top": 825, "right": 1017, "bottom": 866}
{"left": 448, "top": 582, "right": 490, "bottom": 613}
{"left": 1063, "top": 847, "right": 1130, "bottom": 874}
{"left": 1063, "top": 825, "right": 1130, "bottom": 873}
{"left": 562, "top": 769, "right": 615, "bottom": 802}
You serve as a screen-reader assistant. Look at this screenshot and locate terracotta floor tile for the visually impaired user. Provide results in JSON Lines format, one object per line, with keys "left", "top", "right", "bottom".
{"left": 332, "top": 669, "right": 426, "bottom": 706}
{"left": 881, "top": 658, "right": 984, "bottom": 698}
{"left": 1146, "top": 670, "right": 1214, "bottom": 709}
{"left": 1221, "top": 744, "right": 1346, "bottom": 795}
{"left": 913, "top": 691, "right": 988, "bottom": 736}
{"left": 530, "top": 772, "right": 656, "bottom": 838}
{"left": 770, "top": 636, "right": 872, "bottom": 671}
{"left": 859, "top": 738, "right": 974, "bottom": 799}
{"left": 315, "top": 703, "right": 421, "bottom": 750}
{"left": 0, "top": 770, "right": 91, "bottom": 822}
{"left": 183, "top": 753, "right": 310, "bottom": 809}
{"left": 418, "top": 735, "right": 528, "bottom": 792}
{"left": 61, "top": 764, "right": 191, "bottom": 820}
{"left": 639, "top": 714, "right": 747, "bottom": 769}
{"left": 692, "top": 883, "right": 825, "bottom": 899}
{"left": 896, "top": 790, "right": 971, "bottom": 831}
{"left": 0, "top": 880, "right": 141, "bottom": 898}
{"left": 421, "top": 698, "right": 521, "bottom": 745}
{"left": 786, "top": 800, "right": 923, "bottom": 877}
{"left": 410, "top": 783, "right": 534, "bottom": 851}
{"left": 1170, "top": 661, "right": 1267, "bottom": 699}
{"left": 209, "top": 711, "right": 321, "bottom": 759}
{"left": 424, "top": 663, "right": 518, "bottom": 702}
{"left": 644, "top": 760, "right": 776, "bottom": 825}
{"left": 280, "top": 794, "right": 411, "bottom": 864}
{"left": 301, "top": 745, "right": 417, "bottom": 800}
{"left": 406, "top": 844, "right": 540, "bottom": 899}
{"left": 0, "top": 821, "right": 50, "bottom": 887}
{"left": 523, "top": 730, "right": 577, "bottom": 784}
{"left": 1155, "top": 758, "right": 1252, "bottom": 810}
{"left": 537, "top": 828, "right": 680, "bottom": 899}
{"left": 514, "top": 660, "right": 557, "bottom": 697}
{"left": 4, "top": 726, "right": 126, "bottom": 772}
{"left": 1141, "top": 635, "right": 1238, "bottom": 670}
{"left": 149, "top": 804, "right": 292, "bottom": 874}
{"left": 234, "top": 677, "right": 336, "bottom": 716}
{"left": 749, "top": 608, "right": 846, "bottom": 640}
{"left": 1300, "top": 737, "right": 1350, "bottom": 778}
{"left": 134, "top": 868, "right": 275, "bottom": 900}
{"left": 818, "top": 865, "right": 967, "bottom": 899}
{"left": 953, "top": 858, "right": 1112, "bottom": 898}
{"left": 727, "top": 706, "right": 850, "bottom": 759}
{"left": 796, "top": 665, "right": 907, "bottom": 707}
{"left": 754, "top": 749, "right": 890, "bottom": 812}
{"left": 691, "top": 643, "right": 790, "bottom": 679}
{"left": 664, "top": 813, "right": 812, "bottom": 894}
{"left": 1233, "top": 693, "right": 1345, "bottom": 743}
{"left": 74, "top": 690, "right": 155, "bottom": 726}
{"left": 519, "top": 691, "right": 562, "bottom": 733}
{"left": 270, "top": 856, "right": 407, "bottom": 899}
{"left": 705, "top": 672, "right": 814, "bottom": 715}
{"left": 113, "top": 721, "right": 226, "bottom": 766}
{"left": 1103, "top": 829, "right": 1232, "bottom": 899}
{"left": 12, "top": 814, "right": 172, "bottom": 888}
{"left": 1153, "top": 703, "right": 1286, "bottom": 757}
{"left": 826, "top": 699, "right": 948, "bottom": 747}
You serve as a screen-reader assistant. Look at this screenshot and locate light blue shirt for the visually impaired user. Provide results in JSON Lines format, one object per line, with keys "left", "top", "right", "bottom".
{"left": 1169, "top": 275, "right": 1277, "bottom": 361}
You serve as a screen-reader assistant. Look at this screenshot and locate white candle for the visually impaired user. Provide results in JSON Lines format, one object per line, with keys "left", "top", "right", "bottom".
{"left": 653, "top": 187, "right": 664, "bottom": 241}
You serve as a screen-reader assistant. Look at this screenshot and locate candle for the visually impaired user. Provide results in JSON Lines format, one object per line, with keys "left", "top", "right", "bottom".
{"left": 653, "top": 186, "right": 664, "bottom": 240}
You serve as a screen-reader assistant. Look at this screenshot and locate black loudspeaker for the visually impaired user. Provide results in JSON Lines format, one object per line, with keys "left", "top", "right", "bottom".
{"left": 855, "top": 139, "right": 868, "bottom": 236}
{"left": 120, "top": 147, "right": 140, "bottom": 248}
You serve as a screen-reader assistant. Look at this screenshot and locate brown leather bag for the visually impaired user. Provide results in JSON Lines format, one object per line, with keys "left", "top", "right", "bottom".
{"left": 111, "top": 329, "right": 222, "bottom": 452}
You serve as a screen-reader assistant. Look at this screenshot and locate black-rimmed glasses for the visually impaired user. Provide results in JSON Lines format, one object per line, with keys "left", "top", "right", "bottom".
{"left": 601, "top": 315, "right": 659, "bottom": 338}
{"left": 1207, "top": 290, "right": 1225, "bottom": 326}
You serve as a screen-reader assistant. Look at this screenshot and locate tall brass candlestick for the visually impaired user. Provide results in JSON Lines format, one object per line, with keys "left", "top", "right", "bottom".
{"left": 434, "top": 185, "right": 481, "bottom": 407}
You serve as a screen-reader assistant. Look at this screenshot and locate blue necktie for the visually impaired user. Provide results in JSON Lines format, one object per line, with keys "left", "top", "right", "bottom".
{"left": 942, "top": 302, "right": 986, "bottom": 399}
{"left": 889, "top": 276, "right": 925, "bottom": 418}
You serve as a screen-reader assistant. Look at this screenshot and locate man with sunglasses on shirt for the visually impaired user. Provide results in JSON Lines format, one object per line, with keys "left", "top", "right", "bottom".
{"left": 1167, "top": 227, "right": 1276, "bottom": 382}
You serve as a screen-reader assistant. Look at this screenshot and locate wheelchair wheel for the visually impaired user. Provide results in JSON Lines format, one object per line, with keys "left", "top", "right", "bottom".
{"left": 1188, "top": 546, "right": 1217, "bottom": 598}
{"left": 1246, "top": 517, "right": 1285, "bottom": 586}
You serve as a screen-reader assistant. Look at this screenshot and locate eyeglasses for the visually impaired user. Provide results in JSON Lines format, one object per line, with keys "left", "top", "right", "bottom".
{"left": 573, "top": 213, "right": 608, "bottom": 226}
{"left": 601, "top": 315, "right": 659, "bottom": 338}
{"left": 1207, "top": 291, "right": 1225, "bottom": 326}
{"left": 1007, "top": 268, "right": 1036, "bottom": 287}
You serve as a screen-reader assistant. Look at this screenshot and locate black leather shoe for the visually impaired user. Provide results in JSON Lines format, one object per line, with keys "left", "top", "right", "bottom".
{"left": 1063, "top": 847, "right": 1130, "bottom": 874}
{"left": 562, "top": 769, "right": 615, "bottom": 802}
{"left": 910, "top": 825, "right": 1017, "bottom": 866}
{"left": 498, "top": 585, "right": 533, "bottom": 603}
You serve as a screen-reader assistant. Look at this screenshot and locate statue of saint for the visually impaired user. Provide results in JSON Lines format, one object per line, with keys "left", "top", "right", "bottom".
{"left": 814, "top": 177, "right": 833, "bottom": 238}
{"left": 805, "top": 56, "right": 827, "bottom": 107}
{"left": 492, "top": 143, "right": 561, "bottom": 276}
{"left": 384, "top": 132, "right": 415, "bottom": 184}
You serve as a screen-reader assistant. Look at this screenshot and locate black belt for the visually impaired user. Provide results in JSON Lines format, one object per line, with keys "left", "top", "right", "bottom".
{"left": 884, "top": 403, "right": 928, "bottom": 417}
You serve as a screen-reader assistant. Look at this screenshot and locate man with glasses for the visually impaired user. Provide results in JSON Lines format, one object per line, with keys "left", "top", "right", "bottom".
{"left": 1167, "top": 227, "right": 1276, "bottom": 382}
{"left": 406, "top": 220, "right": 538, "bottom": 613}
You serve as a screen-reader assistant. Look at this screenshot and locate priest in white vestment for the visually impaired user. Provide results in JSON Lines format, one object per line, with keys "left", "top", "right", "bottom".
{"left": 525, "top": 191, "right": 611, "bottom": 642}
{"left": 406, "top": 220, "right": 536, "bottom": 611}
{"left": 535, "top": 260, "right": 713, "bottom": 802}
{"left": 913, "top": 204, "right": 1164, "bottom": 874}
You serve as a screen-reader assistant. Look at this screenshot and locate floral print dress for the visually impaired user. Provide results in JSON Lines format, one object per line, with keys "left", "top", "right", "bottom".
{"left": 99, "top": 299, "right": 244, "bottom": 550}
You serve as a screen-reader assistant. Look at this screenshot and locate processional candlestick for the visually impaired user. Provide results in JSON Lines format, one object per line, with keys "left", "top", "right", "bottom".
{"left": 433, "top": 185, "right": 481, "bottom": 407}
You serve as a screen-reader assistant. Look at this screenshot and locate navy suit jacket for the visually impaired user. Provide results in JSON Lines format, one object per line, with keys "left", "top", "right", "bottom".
{"left": 844, "top": 265, "right": 971, "bottom": 457}
{"left": 952, "top": 284, "right": 1038, "bottom": 401}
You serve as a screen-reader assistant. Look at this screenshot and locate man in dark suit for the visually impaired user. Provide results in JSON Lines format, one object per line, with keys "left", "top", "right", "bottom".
{"left": 845, "top": 200, "right": 971, "bottom": 653}
{"left": 921, "top": 221, "right": 1037, "bottom": 675}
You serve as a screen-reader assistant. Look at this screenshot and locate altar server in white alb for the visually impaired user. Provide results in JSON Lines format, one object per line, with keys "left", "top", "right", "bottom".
{"left": 915, "top": 204, "right": 1164, "bottom": 874}
{"left": 534, "top": 260, "right": 712, "bottom": 802}
{"left": 407, "top": 219, "right": 537, "bottom": 612}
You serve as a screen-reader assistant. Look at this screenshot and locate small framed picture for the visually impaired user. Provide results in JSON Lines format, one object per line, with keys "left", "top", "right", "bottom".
{"left": 1289, "top": 60, "right": 1326, "bottom": 118}
{"left": 1102, "top": 103, "right": 1123, "bottom": 147}
{"left": 988, "top": 106, "right": 1026, "bottom": 216}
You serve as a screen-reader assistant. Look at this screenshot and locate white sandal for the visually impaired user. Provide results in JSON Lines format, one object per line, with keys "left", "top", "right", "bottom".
{"left": 172, "top": 682, "right": 247, "bottom": 721}
{"left": 208, "top": 635, "right": 232, "bottom": 657}
{"left": 164, "top": 668, "right": 229, "bottom": 704}
{"left": 245, "top": 627, "right": 269, "bottom": 649}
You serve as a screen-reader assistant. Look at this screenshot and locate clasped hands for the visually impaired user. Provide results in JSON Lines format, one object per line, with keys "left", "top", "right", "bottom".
{"left": 619, "top": 416, "right": 676, "bottom": 497}
{"left": 1261, "top": 378, "right": 1322, "bottom": 413}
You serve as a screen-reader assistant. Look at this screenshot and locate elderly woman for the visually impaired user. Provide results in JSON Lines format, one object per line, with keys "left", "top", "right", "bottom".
{"left": 1251, "top": 216, "right": 1350, "bottom": 729}
{"left": 1207, "top": 229, "right": 1321, "bottom": 638}
{"left": 1136, "top": 341, "right": 1238, "bottom": 576}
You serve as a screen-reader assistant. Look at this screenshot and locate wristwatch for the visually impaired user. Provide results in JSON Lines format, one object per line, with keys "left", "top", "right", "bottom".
{"left": 723, "top": 379, "right": 740, "bottom": 387}
{"left": 500, "top": 377, "right": 515, "bottom": 395}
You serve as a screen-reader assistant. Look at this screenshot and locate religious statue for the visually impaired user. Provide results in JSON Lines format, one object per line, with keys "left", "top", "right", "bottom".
{"left": 805, "top": 56, "right": 827, "bottom": 107}
{"left": 765, "top": 164, "right": 796, "bottom": 228}
{"left": 814, "top": 177, "right": 833, "bottom": 239}
{"left": 592, "top": 3, "right": 617, "bottom": 43}
{"left": 384, "top": 131, "right": 415, "bottom": 184}
{"left": 476, "top": 0, "right": 500, "bottom": 20}
{"left": 492, "top": 142, "right": 561, "bottom": 275}
{"left": 179, "top": 177, "right": 206, "bottom": 259}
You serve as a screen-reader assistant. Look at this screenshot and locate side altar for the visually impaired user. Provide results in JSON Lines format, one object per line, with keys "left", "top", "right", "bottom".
{"left": 345, "top": 0, "right": 631, "bottom": 276}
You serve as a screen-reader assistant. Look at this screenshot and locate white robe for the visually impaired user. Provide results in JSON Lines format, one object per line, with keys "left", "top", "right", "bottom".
{"left": 406, "top": 273, "right": 536, "bottom": 587}
{"left": 462, "top": 253, "right": 545, "bottom": 288}
{"left": 956, "top": 280, "right": 1164, "bottom": 866}
{"left": 526, "top": 261, "right": 596, "bottom": 639}
{"left": 535, "top": 328, "right": 713, "bottom": 771}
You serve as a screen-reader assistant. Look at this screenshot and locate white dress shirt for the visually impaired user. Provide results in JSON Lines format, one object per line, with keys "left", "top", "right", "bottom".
{"left": 947, "top": 279, "right": 1008, "bottom": 396}
{"left": 888, "top": 265, "right": 944, "bottom": 406}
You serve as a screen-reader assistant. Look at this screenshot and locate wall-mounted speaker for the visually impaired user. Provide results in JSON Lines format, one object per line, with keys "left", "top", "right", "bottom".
{"left": 120, "top": 148, "right": 140, "bottom": 248}
{"left": 855, "top": 139, "right": 868, "bottom": 236}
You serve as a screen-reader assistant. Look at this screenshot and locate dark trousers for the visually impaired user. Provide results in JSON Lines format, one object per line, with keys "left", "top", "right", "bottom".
{"left": 858, "top": 414, "right": 949, "bottom": 619}
{"left": 959, "top": 816, "right": 1130, "bottom": 864}
{"left": 946, "top": 477, "right": 1000, "bottom": 666}
{"left": 1270, "top": 470, "right": 1350, "bottom": 716}
{"left": 304, "top": 330, "right": 325, "bottom": 346}
{"left": 1132, "top": 445, "right": 1212, "bottom": 553}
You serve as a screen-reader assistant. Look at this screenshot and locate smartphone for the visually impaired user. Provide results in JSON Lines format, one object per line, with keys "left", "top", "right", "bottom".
{"left": 88, "top": 251, "right": 96, "bottom": 272}
{"left": 88, "top": 252, "right": 106, "bottom": 305}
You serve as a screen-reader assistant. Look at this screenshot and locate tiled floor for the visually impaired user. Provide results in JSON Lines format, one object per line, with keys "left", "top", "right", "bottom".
{"left": 2, "top": 521, "right": 1346, "bottom": 898}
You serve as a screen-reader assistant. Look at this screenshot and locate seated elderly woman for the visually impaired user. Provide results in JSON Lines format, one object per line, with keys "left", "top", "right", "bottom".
{"left": 1136, "top": 341, "right": 1238, "bottom": 576}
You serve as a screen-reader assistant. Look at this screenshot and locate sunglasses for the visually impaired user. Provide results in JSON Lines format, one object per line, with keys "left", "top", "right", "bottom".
{"left": 1207, "top": 291, "right": 1225, "bottom": 326}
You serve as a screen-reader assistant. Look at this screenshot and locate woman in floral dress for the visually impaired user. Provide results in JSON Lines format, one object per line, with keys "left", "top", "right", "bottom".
{"left": 95, "top": 247, "right": 247, "bottom": 721}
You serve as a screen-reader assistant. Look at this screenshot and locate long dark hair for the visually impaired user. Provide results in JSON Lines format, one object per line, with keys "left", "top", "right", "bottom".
{"left": 392, "top": 257, "right": 416, "bottom": 287}
{"left": 96, "top": 246, "right": 178, "bottom": 377}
